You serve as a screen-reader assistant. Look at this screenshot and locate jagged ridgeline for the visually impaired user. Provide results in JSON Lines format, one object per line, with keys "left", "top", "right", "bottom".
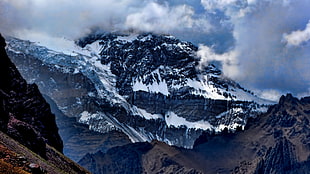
{"left": 6, "top": 31, "right": 271, "bottom": 152}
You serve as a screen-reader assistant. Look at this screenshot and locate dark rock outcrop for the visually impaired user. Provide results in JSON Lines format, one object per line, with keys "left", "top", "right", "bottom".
{"left": 254, "top": 138, "right": 297, "bottom": 174}
{"left": 0, "top": 33, "right": 63, "bottom": 157}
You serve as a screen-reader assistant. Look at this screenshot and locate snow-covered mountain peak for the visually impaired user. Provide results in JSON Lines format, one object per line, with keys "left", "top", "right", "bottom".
{"left": 6, "top": 32, "right": 272, "bottom": 148}
{"left": 77, "top": 32, "right": 270, "bottom": 103}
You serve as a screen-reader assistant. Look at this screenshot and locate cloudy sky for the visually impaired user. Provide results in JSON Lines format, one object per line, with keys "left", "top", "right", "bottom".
{"left": 0, "top": 0, "right": 310, "bottom": 101}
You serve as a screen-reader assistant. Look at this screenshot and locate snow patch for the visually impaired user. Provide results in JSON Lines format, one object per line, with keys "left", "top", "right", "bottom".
{"left": 133, "top": 80, "right": 169, "bottom": 96}
{"left": 165, "top": 111, "right": 212, "bottom": 130}
{"left": 140, "top": 35, "right": 153, "bottom": 42}
{"left": 79, "top": 111, "right": 92, "bottom": 123}
{"left": 83, "top": 40, "right": 103, "bottom": 57}
{"left": 131, "top": 106, "right": 163, "bottom": 120}
{"left": 186, "top": 78, "right": 228, "bottom": 100}
{"left": 215, "top": 123, "right": 243, "bottom": 132}
{"left": 132, "top": 68, "right": 169, "bottom": 96}
{"left": 127, "top": 126, "right": 150, "bottom": 142}
{"left": 14, "top": 31, "right": 92, "bottom": 56}
{"left": 116, "top": 34, "right": 138, "bottom": 43}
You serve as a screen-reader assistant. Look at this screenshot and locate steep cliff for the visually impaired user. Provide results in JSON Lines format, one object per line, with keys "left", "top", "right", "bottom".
{"left": 0, "top": 33, "right": 89, "bottom": 173}
{"left": 0, "top": 33, "right": 63, "bottom": 156}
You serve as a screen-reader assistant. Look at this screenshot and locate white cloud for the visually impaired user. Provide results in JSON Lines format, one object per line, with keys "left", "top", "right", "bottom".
{"left": 197, "top": 44, "right": 239, "bottom": 78}
{"left": 1, "top": 0, "right": 29, "bottom": 9}
{"left": 283, "top": 20, "right": 310, "bottom": 46}
{"left": 0, "top": 0, "right": 212, "bottom": 39}
{"left": 200, "top": 0, "right": 239, "bottom": 11}
{"left": 255, "top": 89, "right": 282, "bottom": 102}
{"left": 126, "top": 2, "right": 190, "bottom": 32}
{"left": 200, "top": 0, "right": 293, "bottom": 17}
{"left": 297, "top": 88, "right": 310, "bottom": 99}
{"left": 125, "top": 2, "right": 212, "bottom": 33}
{"left": 199, "top": 0, "right": 310, "bottom": 97}
{"left": 1, "top": 0, "right": 139, "bottom": 38}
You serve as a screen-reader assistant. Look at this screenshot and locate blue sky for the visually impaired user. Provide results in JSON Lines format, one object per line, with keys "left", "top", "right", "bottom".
{"left": 0, "top": 0, "right": 309, "bottom": 101}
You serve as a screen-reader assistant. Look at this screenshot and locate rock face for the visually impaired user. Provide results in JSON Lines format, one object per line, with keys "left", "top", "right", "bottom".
{"left": 79, "top": 94, "right": 310, "bottom": 174}
{"left": 0, "top": 34, "right": 63, "bottom": 157}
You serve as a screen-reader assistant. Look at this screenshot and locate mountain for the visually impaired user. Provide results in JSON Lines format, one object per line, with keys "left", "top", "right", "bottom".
{"left": 79, "top": 94, "right": 310, "bottom": 174}
{"left": 0, "top": 33, "right": 89, "bottom": 173}
{"left": 5, "top": 31, "right": 271, "bottom": 160}
{"left": 4, "top": 31, "right": 307, "bottom": 174}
